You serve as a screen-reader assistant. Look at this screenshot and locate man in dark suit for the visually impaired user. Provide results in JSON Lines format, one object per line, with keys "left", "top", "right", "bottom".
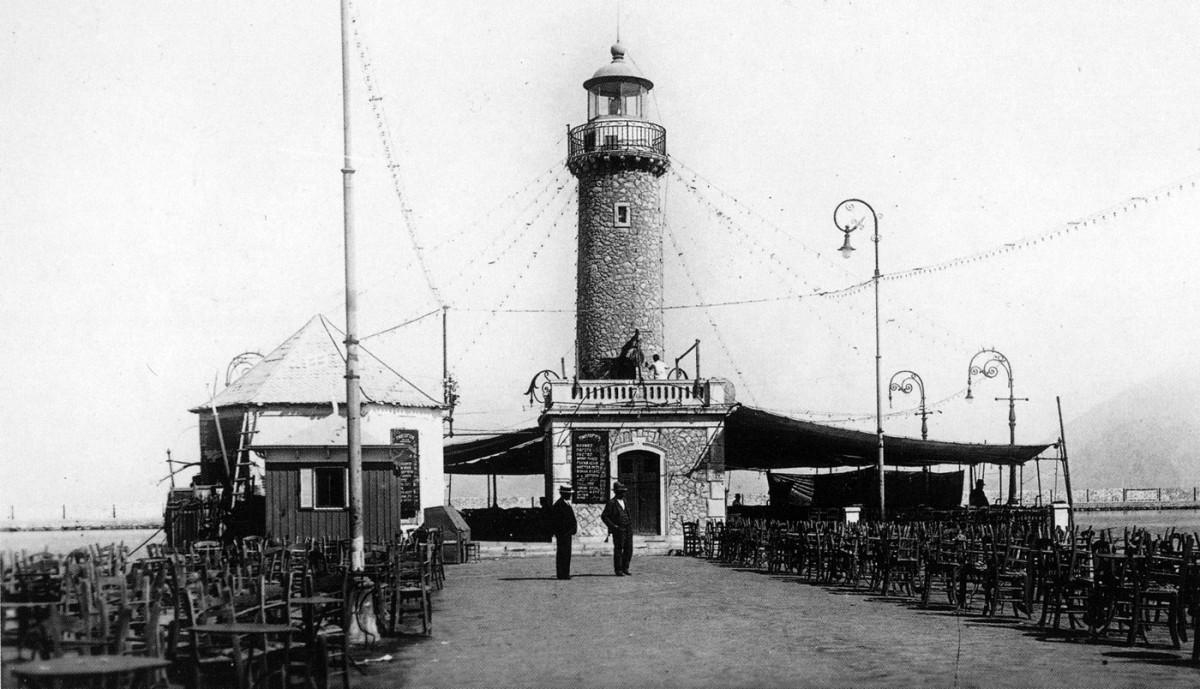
{"left": 550, "top": 485, "right": 578, "bottom": 580}
{"left": 601, "top": 481, "right": 634, "bottom": 576}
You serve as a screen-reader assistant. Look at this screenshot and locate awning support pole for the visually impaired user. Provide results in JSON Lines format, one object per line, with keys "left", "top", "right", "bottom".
{"left": 1056, "top": 396, "right": 1074, "bottom": 529}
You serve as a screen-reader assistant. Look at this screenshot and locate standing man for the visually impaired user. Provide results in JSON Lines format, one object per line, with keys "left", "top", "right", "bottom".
{"left": 969, "top": 479, "right": 990, "bottom": 508}
{"left": 550, "top": 485, "right": 577, "bottom": 580}
{"left": 601, "top": 481, "right": 634, "bottom": 576}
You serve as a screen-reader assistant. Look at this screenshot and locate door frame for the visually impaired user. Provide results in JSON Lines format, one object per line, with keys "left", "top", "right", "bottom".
{"left": 611, "top": 439, "right": 666, "bottom": 536}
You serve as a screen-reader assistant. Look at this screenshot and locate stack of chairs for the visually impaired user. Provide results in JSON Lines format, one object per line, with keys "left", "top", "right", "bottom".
{"left": 986, "top": 525, "right": 1035, "bottom": 618}
{"left": 1038, "top": 527, "right": 1097, "bottom": 632}
{"left": 681, "top": 521, "right": 702, "bottom": 557}
{"left": 1, "top": 544, "right": 168, "bottom": 673}
{"left": 702, "top": 520, "right": 724, "bottom": 560}
{"left": 387, "top": 536, "right": 433, "bottom": 636}
{"left": 920, "top": 526, "right": 965, "bottom": 608}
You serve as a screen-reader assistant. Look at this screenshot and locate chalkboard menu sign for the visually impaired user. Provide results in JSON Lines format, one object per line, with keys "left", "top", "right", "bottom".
{"left": 390, "top": 429, "right": 420, "bottom": 519}
{"left": 572, "top": 430, "right": 610, "bottom": 504}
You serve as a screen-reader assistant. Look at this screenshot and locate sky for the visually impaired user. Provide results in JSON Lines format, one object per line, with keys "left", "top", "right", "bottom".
{"left": 2, "top": 1, "right": 1198, "bottom": 518}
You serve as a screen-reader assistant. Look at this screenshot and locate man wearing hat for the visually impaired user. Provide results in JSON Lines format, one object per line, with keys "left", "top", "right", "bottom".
{"left": 550, "top": 484, "right": 578, "bottom": 580}
{"left": 601, "top": 481, "right": 634, "bottom": 576}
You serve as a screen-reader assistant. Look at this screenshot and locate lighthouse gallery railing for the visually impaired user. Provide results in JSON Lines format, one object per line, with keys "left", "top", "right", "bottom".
{"left": 568, "top": 119, "right": 667, "bottom": 161}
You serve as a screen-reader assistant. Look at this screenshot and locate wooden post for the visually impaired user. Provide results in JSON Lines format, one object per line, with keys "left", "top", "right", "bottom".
{"left": 340, "top": 0, "right": 365, "bottom": 573}
{"left": 1056, "top": 396, "right": 1074, "bottom": 529}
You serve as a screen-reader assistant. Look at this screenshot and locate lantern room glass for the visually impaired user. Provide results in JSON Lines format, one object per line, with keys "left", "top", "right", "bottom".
{"left": 588, "top": 82, "right": 647, "bottom": 120}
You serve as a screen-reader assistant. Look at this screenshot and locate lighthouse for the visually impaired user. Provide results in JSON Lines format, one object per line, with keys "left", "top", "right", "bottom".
{"left": 567, "top": 42, "right": 669, "bottom": 380}
{"left": 533, "top": 43, "right": 731, "bottom": 546}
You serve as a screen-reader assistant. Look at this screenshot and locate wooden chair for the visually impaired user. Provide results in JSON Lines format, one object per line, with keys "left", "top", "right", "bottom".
{"left": 175, "top": 584, "right": 247, "bottom": 689}
{"left": 987, "top": 534, "right": 1034, "bottom": 618}
{"left": 883, "top": 529, "right": 921, "bottom": 598}
{"left": 921, "top": 532, "right": 964, "bottom": 608}
{"left": 1126, "top": 538, "right": 1188, "bottom": 648}
{"left": 389, "top": 542, "right": 432, "bottom": 636}
{"left": 1039, "top": 531, "right": 1095, "bottom": 632}
{"left": 681, "top": 521, "right": 701, "bottom": 557}
{"left": 424, "top": 529, "right": 446, "bottom": 591}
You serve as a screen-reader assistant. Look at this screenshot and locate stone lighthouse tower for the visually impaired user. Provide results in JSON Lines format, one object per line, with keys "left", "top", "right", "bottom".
{"left": 536, "top": 43, "right": 730, "bottom": 549}
{"left": 567, "top": 43, "right": 669, "bottom": 380}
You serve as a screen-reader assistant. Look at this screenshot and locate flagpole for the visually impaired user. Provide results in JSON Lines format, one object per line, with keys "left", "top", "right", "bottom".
{"left": 341, "top": 0, "right": 365, "bottom": 572}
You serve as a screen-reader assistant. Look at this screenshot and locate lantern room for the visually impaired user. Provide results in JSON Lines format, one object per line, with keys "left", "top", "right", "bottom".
{"left": 584, "top": 43, "right": 653, "bottom": 121}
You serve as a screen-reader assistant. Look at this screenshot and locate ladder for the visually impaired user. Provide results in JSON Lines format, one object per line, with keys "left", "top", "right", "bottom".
{"left": 218, "top": 410, "right": 259, "bottom": 514}
{"left": 230, "top": 410, "right": 259, "bottom": 506}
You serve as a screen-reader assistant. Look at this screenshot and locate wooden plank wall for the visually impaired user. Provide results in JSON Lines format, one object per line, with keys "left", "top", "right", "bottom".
{"left": 265, "top": 460, "right": 408, "bottom": 542}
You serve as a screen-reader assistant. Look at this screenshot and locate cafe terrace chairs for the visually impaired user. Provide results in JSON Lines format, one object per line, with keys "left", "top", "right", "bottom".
{"left": 681, "top": 521, "right": 702, "bottom": 557}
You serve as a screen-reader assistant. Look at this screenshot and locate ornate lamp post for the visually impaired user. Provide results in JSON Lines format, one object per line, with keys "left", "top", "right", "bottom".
{"left": 834, "top": 199, "right": 884, "bottom": 520}
{"left": 888, "top": 370, "right": 929, "bottom": 440}
{"left": 966, "top": 348, "right": 1027, "bottom": 505}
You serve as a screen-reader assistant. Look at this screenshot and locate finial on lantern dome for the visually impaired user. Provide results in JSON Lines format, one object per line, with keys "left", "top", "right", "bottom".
{"left": 611, "top": 42, "right": 626, "bottom": 61}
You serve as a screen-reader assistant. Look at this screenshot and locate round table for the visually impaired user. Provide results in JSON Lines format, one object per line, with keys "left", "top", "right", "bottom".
{"left": 189, "top": 622, "right": 295, "bottom": 689}
{"left": 10, "top": 654, "right": 171, "bottom": 688}
{"left": 1, "top": 601, "right": 59, "bottom": 660}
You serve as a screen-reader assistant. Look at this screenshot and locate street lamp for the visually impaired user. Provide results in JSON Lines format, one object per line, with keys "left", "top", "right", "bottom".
{"left": 966, "top": 348, "right": 1027, "bottom": 505}
{"left": 888, "top": 370, "right": 929, "bottom": 440}
{"left": 834, "top": 199, "right": 884, "bottom": 520}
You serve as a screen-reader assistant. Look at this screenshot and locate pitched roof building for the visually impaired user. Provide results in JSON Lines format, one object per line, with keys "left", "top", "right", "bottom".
{"left": 180, "top": 316, "right": 445, "bottom": 544}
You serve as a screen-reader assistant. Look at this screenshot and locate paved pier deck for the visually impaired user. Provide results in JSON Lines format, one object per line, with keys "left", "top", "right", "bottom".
{"left": 355, "top": 554, "right": 1197, "bottom": 689}
{"left": 4, "top": 553, "right": 1195, "bottom": 688}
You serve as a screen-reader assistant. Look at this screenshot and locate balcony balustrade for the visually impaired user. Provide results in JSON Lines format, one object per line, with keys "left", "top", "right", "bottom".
{"left": 544, "top": 378, "right": 727, "bottom": 410}
{"left": 567, "top": 119, "right": 667, "bottom": 174}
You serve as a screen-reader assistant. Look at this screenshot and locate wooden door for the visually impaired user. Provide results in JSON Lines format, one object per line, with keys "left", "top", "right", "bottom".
{"left": 617, "top": 450, "right": 660, "bottom": 535}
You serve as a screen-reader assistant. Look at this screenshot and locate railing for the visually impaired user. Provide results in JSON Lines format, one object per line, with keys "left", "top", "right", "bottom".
{"left": 568, "top": 119, "right": 667, "bottom": 163}
{"left": 545, "top": 378, "right": 726, "bottom": 409}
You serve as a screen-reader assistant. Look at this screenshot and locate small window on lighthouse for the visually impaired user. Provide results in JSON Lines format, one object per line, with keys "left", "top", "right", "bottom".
{"left": 614, "top": 203, "right": 631, "bottom": 227}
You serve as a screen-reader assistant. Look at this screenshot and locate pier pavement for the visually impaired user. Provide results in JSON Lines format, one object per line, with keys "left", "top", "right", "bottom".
{"left": 4, "top": 551, "right": 1196, "bottom": 688}
{"left": 352, "top": 553, "right": 1197, "bottom": 689}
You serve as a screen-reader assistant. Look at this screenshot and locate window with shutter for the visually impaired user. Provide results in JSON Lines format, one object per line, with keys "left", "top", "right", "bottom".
{"left": 299, "top": 468, "right": 314, "bottom": 509}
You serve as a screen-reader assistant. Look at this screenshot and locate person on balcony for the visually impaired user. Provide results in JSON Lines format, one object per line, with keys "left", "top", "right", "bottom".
{"left": 647, "top": 354, "right": 668, "bottom": 380}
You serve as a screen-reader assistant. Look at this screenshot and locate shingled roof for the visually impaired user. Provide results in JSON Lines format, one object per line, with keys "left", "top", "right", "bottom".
{"left": 195, "top": 316, "right": 441, "bottom": 411}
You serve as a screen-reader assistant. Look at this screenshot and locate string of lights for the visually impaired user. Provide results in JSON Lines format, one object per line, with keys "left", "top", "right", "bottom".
{"left": 425, "top": 159, "right": 569, "bottom": 255}
{"left": 459, "top": 194, "right": 577, "bottom": 361}
{"left": 348, "top": 151, "right": 1199, "bottom": 361}
{"left": 669, "top": 172, "right": 970, "bottom": 356}
{"left": 449, "top": 176, "right": 574, "bottom": 303}
{"left": 673, "top": 158, "right": 849, "bottom": 271}
{"left": 766, "top": 387, "right": 968, "bottom": 426}
{"left": 670, "top": 166, "right": 968, "bottom": 355}
{"left": 321, "top": 315, "right": 440, "bottom": 404}
{"left": 361, "top": 307, "right": 443, "bottom": 341}
{"left": 666, "top": 167, "right": 874, "bottom": 368}
{"left": 878, "top": 174, "right": 1200, "bottom": 284}
{"left": 665, "top": 221, "right": 756, "bottom": 405}
{"left": 447, "top": 166, "right": 573, "bottom": 286}
{"left": 349, "top": 2, "right": 443, "bottom": 307}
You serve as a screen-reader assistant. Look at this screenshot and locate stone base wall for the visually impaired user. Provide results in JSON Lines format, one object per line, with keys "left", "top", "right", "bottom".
{"left": 563, "top": 426, "right": 720, "bottom": 538}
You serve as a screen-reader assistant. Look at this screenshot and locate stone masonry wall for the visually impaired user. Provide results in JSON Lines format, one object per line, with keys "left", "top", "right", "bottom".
{"left": 566, "top": 425, "right": 714, "bottom": 538}
{"left": 576, "top": 166, "right": 664, "bottom": 378}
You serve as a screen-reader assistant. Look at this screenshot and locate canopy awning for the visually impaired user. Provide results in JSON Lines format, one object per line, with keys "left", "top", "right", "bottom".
{"left": 441, "top": 406, "right": 1055, "bottom": 475}
{"left": 725, "top": 406, "right": 1054, "bottom": 470}
{"left": 444, "top": 428, "right": 544, "bottom": 475}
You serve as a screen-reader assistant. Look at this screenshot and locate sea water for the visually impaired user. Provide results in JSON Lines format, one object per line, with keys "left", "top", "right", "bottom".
{"left": 0, "top": 528, "right": 164, "bottom": 557}
{"left": 0, "top": 510, "right": 1195, "bottom": 556}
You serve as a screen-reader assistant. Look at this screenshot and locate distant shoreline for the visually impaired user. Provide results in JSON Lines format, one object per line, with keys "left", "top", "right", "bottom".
{"left": 1, "top": 520, "right": 160, "bottom": 533}
{"left": 1, "top": 504, "right": 1198, "bottom": 533}
{"left": 1073, "top": 502, "right": 1200, "bottom": 512}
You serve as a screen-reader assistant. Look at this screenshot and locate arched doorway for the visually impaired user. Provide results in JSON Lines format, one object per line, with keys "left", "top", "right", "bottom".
{"left": 617, "top": 450, "right": 661, "bottom": 535}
